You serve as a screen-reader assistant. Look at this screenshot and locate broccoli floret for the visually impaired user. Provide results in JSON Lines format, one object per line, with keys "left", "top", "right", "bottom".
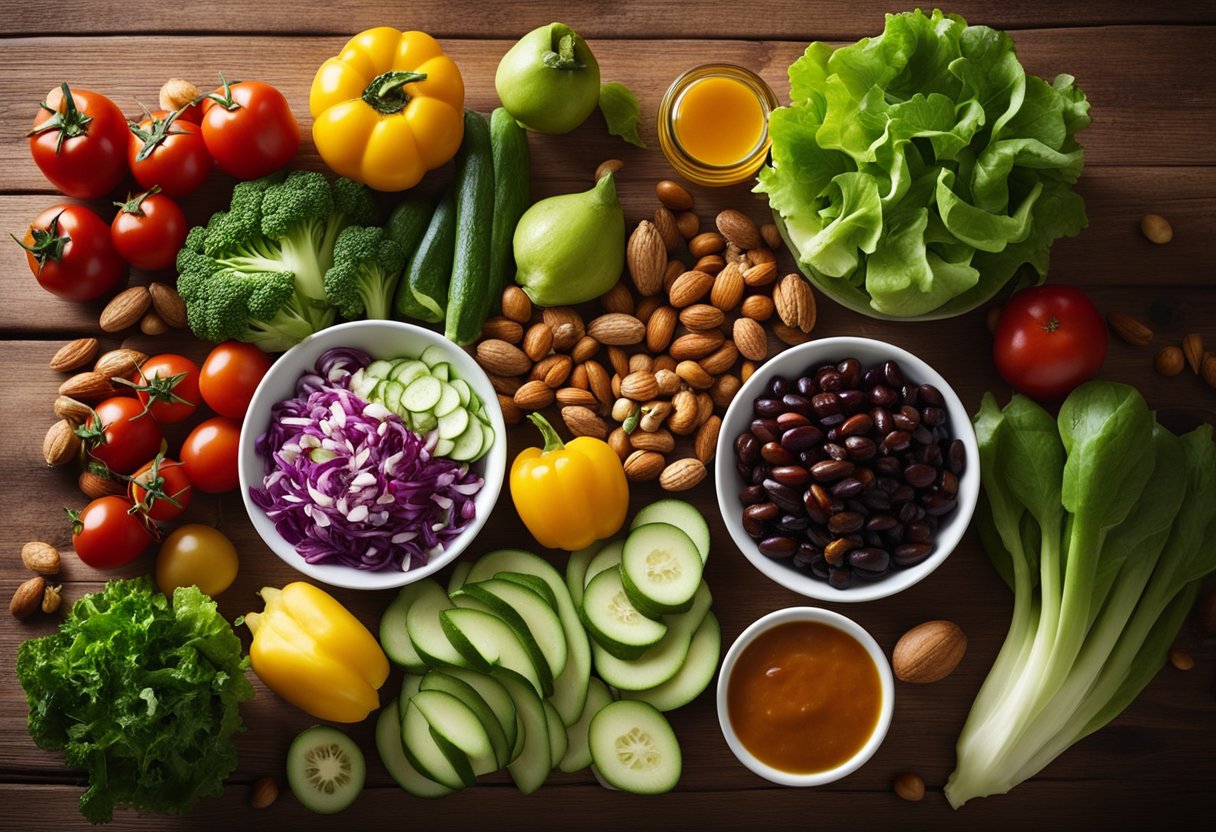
{"left": 323, "top": 226, "right": 406, "bottom": 320}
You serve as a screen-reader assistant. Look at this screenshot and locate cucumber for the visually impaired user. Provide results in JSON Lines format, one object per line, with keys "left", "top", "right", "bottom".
{"left": 286, "top": 725, "right": 366, "bottom": 814}
{"left": 405, "top": 579, "right": 472, "bottom": 670}
{"left": 420, "top": 670, "right": 511, "bottom": 769}
{"left": 458, "top": 578, "right": 567, "bottom": 679}
{"left": 489, "top": 107, "right": 530, "bottom": 299}
{"left": 447, "top": 561, "right": 472, "bottom": 595}
{"left": 566, "top": 542, "right": 604, "bottom": 607}
{"left": 430, "top": 362, "right": 451, "bottom": 382}
{"left": 440, "top": 607, "right": 552, "bottom": 697}
{"left": 621, "top": 612, "right": 721, "bottom": 712}
{"left": 437, "top": 407, "right": 470, "bottom": 440}
{"left": 589, "top": 701, "right": 682, "bottom": 795}
{"left": 511, "top": 711, "right": 525, "bottom": 763}
{"left": 419, "top": 344, "right": 450, "bottom": 367}
{"left": 411, "top": 689, "right": 498, "bottom": 777}
{"left": 543, "top": 700, "right": 568, "bottom": 770}
{"left": 445, "top": 109, "right": 496, "bottom": 345}
{"left": 385, "top": 196, "right": 433, "bottom": 255}
{"left": 620, "top": 523, "right": 703, "bottom": 615}
{"left": 380, "top": 582, "right": 434, "bottom": 673}
{"left": 497, "top": 673, "right": 550, "bottom": 794}
{"left": 434, "top": 382, "right": 461, "bottom": 416}
{"left": 401, "top": 697, "right": 473, "bottom": 789}
{"left": 557, "top": 677, "right": 613, "bottom": 773}
{"left": 398, "top": 672, "right": 423, "bottom": 725}
{"left": 443, "top": 668, "right": 519, "bottom": 757}
{"left": 583, "top": 540, "right": 625, "bottom": 588}
{"left": 447, "top": 419, "right": 485, "bottom": 462}
{"left": 449, "top": 589, "right": 552, "bottom": 694}
{"left": 631, "top": 499, "right": 710, "bottom": 564}
{"left": 365, "top": 359, "right": 395, "bottom": 380}
{"left": 376, "top": 699, "right": 455, "bottom": 799}
{"left": 495, "top": 571, "right": 557, "bottom": 609}
{"left": 390, "top": 359, "right": 429, "bottom": 386}
{"left": 402, "top": 375, "right": 442, "bottom": 412}
{"left": 396, "top": 189, "right": 456, "bottom": 322}
{"left": 592, "top": 581, "right": 712, "bottom": 691}
{"left": 580, "top": 568, "right": 667, "bottom": 660}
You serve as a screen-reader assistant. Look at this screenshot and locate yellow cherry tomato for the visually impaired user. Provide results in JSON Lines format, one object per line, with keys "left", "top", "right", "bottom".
{"left": 156, "top": 524, "right": 239, "bottom": 597}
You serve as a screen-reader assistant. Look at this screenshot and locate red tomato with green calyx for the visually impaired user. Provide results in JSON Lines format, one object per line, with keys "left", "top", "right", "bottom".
{"left": 181, "top": 416, "right": 242, "bottom": 493}
{"left": 19, "top": 204, "right": 127, "bottom": 302}
{"left": 993, "top": 285, "right": 1108, "bottom": 402}
{"left": 110, "top": 188, "right": 188, "bottom": 271}
{"left": 69, "top": 496, "right": 153, "bottom": 569}
{"left": 124, "top": 353, "right": 201, "bottom": 424}
{"left": 129, "top": 456, "right": 193, "bottom": 522}
{"left": 199, "top": 340, "right": 272, "bottom": 419}
{"left": 81, "top": 397, "right": 165, "bottom": 475}
{"left": 200, "top": 76, "right": 299, "bottom": 180}
{"left": 29, "top": 83, "right": 129, "bottom": 199}
{"left": 127, "top": 110, "right": 211, "bottom": 198}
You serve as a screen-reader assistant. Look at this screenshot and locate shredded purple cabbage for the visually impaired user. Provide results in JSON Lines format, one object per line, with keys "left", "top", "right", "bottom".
{"left": 250, "top": 347, "right": 484, "bottom": 572}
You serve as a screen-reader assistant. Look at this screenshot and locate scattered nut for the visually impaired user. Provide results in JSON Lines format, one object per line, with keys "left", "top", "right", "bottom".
{"left": 10, "top": 575, "right": 46, "bottom": 620}
{"left": 759, "top": 222, "right": 782, "bottom": 250}
{"left": 656, "top": 179, "right": 694, "bottom": 211}
{"left": 1140, "top": 213, "right": 1173, "bottom": 244}
{"left": 501, "top": 286, "right": 532, "bottom": 324}
{"left": 149, "top": 282, "right": 188, "bottom": 328}
{"left": 894, "top": 772, "right": 926, "bottom": 802}
{"left": 139, "top": 311, "right": 170, "bottom": 336}
{"left": 43, "top": 420, "right": 81, "bottom": 466}
{"left": 249, "top": 776, "right": 280, "bottom": 809}
{"left": 80, "top": 470, "right": 126, "bottom": 499}
{"left": 1155, "top": 345, "right": 1185, "bottom": 377}
{"left": 160, "top": 77, "right": 201, "bottom": 112}
{"left": 99, "top": 285, "right": 152, "bottom": 333}
{"left": 1182, "top": 333, "right": 1204, "bottom": 374}
{"left": 1168, "top": 648, "right": 1194, "bottom": 671}
{"left": 892, "top": 620, "right": 967, "bottom": 683}
{"left": 49, "top": 338, "right": 99, "bottom": 373}
{"left": 675, "top": 211, "right": 700, "bottom": 239}
{"left": 41, "top": 585, "right": 62, "bottom": 614}
{"left": 1107, "top": 311, "right": 1153, "bottom": 347}
{"left": 658, "top": 457, "right": 706, "bottom": 492}
{"left": 21, "top": 542, "right": 61, "bottom": 575}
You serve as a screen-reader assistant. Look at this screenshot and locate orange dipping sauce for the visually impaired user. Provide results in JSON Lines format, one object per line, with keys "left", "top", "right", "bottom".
{"left": 727, "top": 621, "right": 882, "bottom": 774}
{"left": 673, "top": 75, "right": 765, "bottom": 167}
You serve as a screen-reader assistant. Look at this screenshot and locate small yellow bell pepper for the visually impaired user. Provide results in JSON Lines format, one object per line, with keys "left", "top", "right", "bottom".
{"left": 243, "top": 582, "right": 389, "bottom": 723}
{"left": 309, "top": 28, "right": 465, "bottom": 191}
{"left": 510, "top": 413, "right": 629, "bottom": 551}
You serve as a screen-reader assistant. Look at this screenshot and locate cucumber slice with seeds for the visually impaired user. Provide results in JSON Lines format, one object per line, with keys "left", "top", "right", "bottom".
{"left": 287, "top": 725, "right": 366, "bottom": 814}
{"left": 589, "top": 701, "right": 681, "bottom": 794}
{"left": 592, "top": 581, "right": 712, "bottom": 691}
{"left": 621, "top": 523, "right": 703, "bottom": 615}
{"left": 558, "top": 677, "right": 613, "bottom": 773}
{"left": 377, "top": 699, "right": 454, "bottom": 799}
{"left": 630, "top": 499, "right": 710, "bottom": 564}
{"left": 583, "top": 540, "right": 625, "bottom": 588}
{"left": 621, "top": 612, "right": 721, "bottom": 712}
{"left": 579, "top": 568, "right": 666, "bottom": 660}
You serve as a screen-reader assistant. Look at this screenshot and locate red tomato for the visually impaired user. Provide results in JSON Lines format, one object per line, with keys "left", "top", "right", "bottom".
{"left": 131, "top": 354, "right": 202, "bottom": 424}
{"left": 129, "top": 456, "right": 193, "bottom": 522}
{"left": 82, "top": 397, "right": 165, "bottom": 475}
{"left": 200, "top": 77, "right": 299, "bottom": 180}
{"left": 199, "top": 341, "right": 272, "bottom": 419}
{"left": 110, "top": 189, "right": 188, "bottom": 271}
{"left": 29, "top": 83, "right": 129, "bottom": 199}
{"left": 993, "top": 285, "right": 1108, "bottom": 402}
{"left": 69, "top": 496, "right": 153, "bottom": 569}
{"left": 19, "top": 204, "right": 127, "bottom": 302}
{"left": 181, "top": 416, "right": 242, "bottom": 493}
{"left": 127, "top": 111, "right": 211, "bottom": 198}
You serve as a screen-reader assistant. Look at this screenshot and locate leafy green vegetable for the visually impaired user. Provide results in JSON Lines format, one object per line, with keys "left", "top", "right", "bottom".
{"left": 599, "top": 82, "right": 646, "bottom": 148}
{"left": 16, "top": 578, "right": 253, "bottom": 824}
{"left": 756, "top": 9, "right": 1090, "bottom": 317}
{"left": 946, "top": 384, "right": 1216, "bottom": 808}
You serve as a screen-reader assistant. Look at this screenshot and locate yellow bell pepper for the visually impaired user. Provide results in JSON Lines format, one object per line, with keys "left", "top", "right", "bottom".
{"left": 309, "top": 28, "right": 465, "bottom": 191}
{"left": 510, "top": 413, "right": 629, "bottom": 551}
{"left": 243, "top": 582, "right": 389, "bottom": 723}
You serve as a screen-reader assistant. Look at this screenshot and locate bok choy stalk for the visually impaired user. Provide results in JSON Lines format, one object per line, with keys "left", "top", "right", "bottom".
{"left": 946, "top": 382, "right": 1216, "bottom": 807}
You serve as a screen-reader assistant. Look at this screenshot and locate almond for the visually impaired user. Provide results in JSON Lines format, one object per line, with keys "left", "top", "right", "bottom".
{"left": 21, "top": 542, "right": 61, "bottom": 575}
{"left": 662, "top": 260, "right": 686, "bottom": 294}
{"left": 623, "top": 450, "right": 665, "bottom": 482}
{"left": 654, "top": 368, "right": 681, "bottom": 397}
{"left": 695, "top": 391, "right": 714, "bottom": 426}
{"left": 740, "top": 295, "right": 775, "bottom": 322}
{"left": 892, "top": 620, "right": 968, "bottom": 683}
{"left": 533, "top": 354, "right": 573, "bottom": 388}
{"left": 675, "top": 211, "right": 699, "bottom": 239}
{"left": 607, "top": 346, "right": 630, "bottom": 379}
{"left": 646, "top": 306, "right": 678, "bottom": 353}
{"left": 571, "top": 335, "right": 600, "bottom": 363}
{"left": 477, "top": 339, "right": 531, "bottom": 376}
{"left": 514, "top": 380, "right": 555, "bottom": 410}
{"left": 716, "top": 209, "right": 762, "bottom": 250}
{"left": 1140, "top": 213, "right": 1173, "bottom": 244}
{"left": 49, "top": 338, "right": 99, "bottom": 373}
{"left": 562, "top": 406, "right": 608, "bottom": 440}
{"left": 710, "top": 261, "right": 745, "bottom": 311}
{"left": 249, "top": 776, "right": 280, "bottom": 810}
{"left": 725, "top": 242, "right": 745, "bottom": 263}
{"left": 636, "top": 295, "right": 663, "bottom": 325}
{"left": 608, "top": 428, "right": 632, "bottom": 461}
{"left": 679, "top": 304, "right": 725, "bottom": 331}
{"left": 638, "top": 400, "right": 673, "bottom": 433}
{"left": 653, "top": 207, "right": 681, "bottom": 252}
{"left": 1155, "top": 346, "right": 1185, "bottom": 377}
{"left": 502, "top": 285, "right": 532, "bottom": 324}
{"left": 693, "top": 254, "right": 725, "bottom": 275}
{"left": 734, "top": 317, "right": 768, "bottom": 361}
{"left": 1183, "top": 333, "right": 1204, "bottom": 374}
{"left": 760, "top": 223, "right": 782, "bottom": 250}
{"left": 688, "top": 231, "right": 725, "bottom": 258}
{"left": 600, "top": 281, "right": 635, "bottom": 315}
{"left": 670, "top": 330, "right": 725, "bottom": 361}
{"left": 1107, "top": 311, "right": 1153, "bottom": 347}
{"left": 659, "top": 457, "right": 706, "bottom": 492}
{"left": 1203, "top": 352, "right": 1216, "bottom": 389}
{"left": 59, "top": 371, "right": 114, "bottom": 400}
{"left": 79, "top": 470, "right": 126, "bottom": 499}
{"left": 489, "top": 374, "right": 522, "bottom": 396}
{"left": 10, "top": 576, "right": 45, "bottom": 620}
{"left": 482, "top": 316, "right": 524, "bottom": 344}
{"left": 676, "top": 361, "right": 713, "bottom": 390}
{"left": 41, "top": 585, "right": 62, "bottom": 615}
{"left": 54, "top": 395, "right": 92, "bottom": 424}
{"left": 556, "top": 387, "right": 599, "bottom": 408}
{"left": 543, "top": 308, "right": 585, "bottom": 349}
{"left": 747, "top": 246, "right": 775, "bottom": 266}
{"left": 148, "top": 282, "right": 187, "bottom": 328}
{"left": 569, "top": 364, "right": 589, "bottom": 390}
{"left": 773, "top": 273, "right": 817, "bottom": 332}
{"left": 631, "top": 427, "right": 675, "bottom": 453}
{"left": 656, "top": 180, "right": 694, "bottom": 211}
{"left": 700, "top": 341, "right": 739, "bottom": 376}
{"left": 587, "top": 313, "right": 645, "bottom": 346}
{"left": 140, "top": 311, "right": 169, "bottom": 335}
{"left": 711, "top": 374, "right": 741, "bottom": 408}
{"left": 627, "top": 221, "right": 667, "bottom": 297}
{"left": 43, "top": 420, "right": 80, "bottom": 466}
{"left": 653, "top": 355, "right": 677, "bottom": 374}
{"left": 694, "top": 415, "right": 721, "bottom": 463}
{"left": 620, "top": 371, "right": 659, "bottom": 401}
{"left": 742, "top": 261, "right": 777, "bottom": 287}
{"left": 94, "top": 348, "right": 147, "bottom": 380}
{"left": 100, "top": 285, "right": 152, "bottom": 333}
{"left": 498, "top": 393, "right": 523, "bottom": 425}
{"left": 773, "top": 322, "right": 812, "bottom": 346}
{"left": 585, "top": 361, "right": 613, "bottom": 410}
{"left": 628, "top": 354, "right": 654, "bottom": 375}
{"left": 741, "top": 360, "right": 758, "bottom": 383}
{"left": 522, "top": 322, "right": 554, "bottom": 362}
{"left": 668, "top": 390, "right": 699, "bottom": 436}
{"left": 668, "top": 270, "right": 714, "bottom": 308}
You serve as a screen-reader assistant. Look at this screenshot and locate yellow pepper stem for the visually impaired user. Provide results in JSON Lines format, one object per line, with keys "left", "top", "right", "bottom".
{"left": 528, "top": 412, "right": 566, "bottom": 453}
{"left": 362, "top": 70, "right": 429, "bottom": 115}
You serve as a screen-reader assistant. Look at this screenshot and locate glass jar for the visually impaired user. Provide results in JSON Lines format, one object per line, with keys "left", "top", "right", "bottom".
{"left": 658, "top": 64, "right": 779, "bottom": 187}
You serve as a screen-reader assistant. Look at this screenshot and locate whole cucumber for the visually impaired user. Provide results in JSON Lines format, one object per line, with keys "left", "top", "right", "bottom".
{"left": 396, "top": 191, "right": 456, "bottom": 323}
{"left": 385, "top": 196, "right": 433, "bottom": 321}
{"left": 445, "top": 109, "right": 496, "bottom": 345}
{"left": 489, "top": 107, "right": 531, "bottom": 300}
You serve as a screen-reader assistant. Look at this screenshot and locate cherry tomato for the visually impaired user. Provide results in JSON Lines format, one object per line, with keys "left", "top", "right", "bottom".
{"left": 128, "top": 354, "right": 201, "bottom": 424}
{"left": 127, "top": 110, "right": 211, "bottom": 198}
{"left": 82, "top": 397, "right": 165, "bottom": 475}
{"left": 181, "top": 416, "right": 242, "bottom": 493}
{"left": 29, "top": 83, "right": 129, "bottom": 198}
{"left": 156, "top": 524, "right": 239, "bottom": 597}
{"left": 69, "top": 496, "right": 153, "bottom": 569}
{"left": 110, "top": 188, "right": 188, "bottom": 271}
{"left": 130, "top": 456, "right": 193, "bottom": 522}
{"left": 200, "top": 76, "right": 299, "bottom": 180}
{"left": 199, "top": 341, "right": 272, "bottom": 419}
{"left": 993, "top": 285, "right": 1108, "bottom": 402}
{"left": 19, "top": 204, "right": 127, "bottom": 301}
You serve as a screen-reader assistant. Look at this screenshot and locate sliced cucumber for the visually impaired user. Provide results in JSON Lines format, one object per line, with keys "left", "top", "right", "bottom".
{"left": 497, "top": 673, "right": 550, "bottom": 794}
{"left": 558, "top": 677, "right": 613, "bottom": 773}
{"left": 434, "top": 437, "right": 456, "bottom": 457}
{"left": 411, "top": 410, "right": 438, "bottom": 433}
{"left": 621, "top": 523, "right": 703, "bottom": 615}
{"left": 474, "top": 421, "right": 496, "bottom": 460}
{"left": 579, "top": 568, "right": 667, "bottom": 661}
{"left": 401, "top": 698, "right": 472, "bottom": 789}
{"left": 398, "top": 672, "right": 423, "bottom": 724}
{"left": 382, "top": 379, "right": 405, "bottom": 413}
{"left": 365, "top": 359, "right": 395, "bottom": 380}
{"left": 420, "top": 671, "right": 511, "bottom": 769}
{"left": 460, "top": 578, "right": 568, "bottom": 679}
{"left": 621, "top": 612, "right": 721, "bottom": 712}
{"left": 434, "top": 382, "right": 461, "bottom": 417}
{"left": 377, "top": 700, "right": 455, "bottom": 799}
{"left": 631, "top": 499, "right": 710, "bottom": 564}
{"left": 380, "top": 582, "right": 433, "bottom": 673}
{"left": 450, "top": 378, "right": 472, "bottom": 406}
{"left": 543, "top": 700, "right": 568, "bottom": 770}
{"left": 449, "top": 590, "right": 552, "bottom": 697}
{"left": 437, "top": 407, "right": 470, "bottom": 440}
{"left": 419, "top": 344, "right": 450, "bottom": 367}
{"left": 443, "top": 668, "right": 518, "bottom": 757}
{"left": 447, "top": 561, "right": 472, "bottom": 595}
{"left": 511, "top": 711, "right": 525, "bottom": 764}
{"left": 495, "top": 571, "right": 557, "bottom": 609}
{"left": 412, "top": 689, "right": 497, "bottom": 777}
{"left": 592, "top": 581, "right": 712, "bottom": 691}
{"left": 440, "top": 607, "right": 551, "bottom": 697}
{"left": 287, "top": 725, "right": 366, "bottom": 814}
{"left": 351, "top": 372, "right": 378, "bottom": 401}
{"left": 589, "top": 701, "right": 681, "bottom": 795}
{"left": 406, "top": 579, "right": 472, "bottom": 670}
{"left": 431, "top": 362, "right": 451, "bottom": 382}
{"left": 447, "top": 419, "right": 484, "bottom": 462}
{"left": 390, "top": 359, "right": 429, "bottom": 386}
{"left": 566, "top": 542, "right": 603, "bottom": 608}
{"left": 402, "top": 375, "right": 442, "bottom": 412}
{"left": 583, "top": 540, "right": 625, "bottom": 588}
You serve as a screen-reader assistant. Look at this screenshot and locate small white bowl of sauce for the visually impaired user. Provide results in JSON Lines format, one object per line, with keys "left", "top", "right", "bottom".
{"left": 717, "top": 606, "right": 894, "bottom": 786}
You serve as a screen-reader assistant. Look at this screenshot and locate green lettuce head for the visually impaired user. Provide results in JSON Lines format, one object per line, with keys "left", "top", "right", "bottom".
{"left": 756, "top": 9, "right": 1091, "bottom": 318}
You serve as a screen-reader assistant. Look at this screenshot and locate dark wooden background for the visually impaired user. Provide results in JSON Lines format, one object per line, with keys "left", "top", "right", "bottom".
{"left": 2, "top": 1, "right": 1214, "bottom": 829}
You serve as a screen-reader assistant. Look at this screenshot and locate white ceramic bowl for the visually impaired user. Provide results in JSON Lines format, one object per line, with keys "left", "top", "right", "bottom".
{"left": 716, "top": 606, "right": 894, "bottom": 786}
{"left": 238, "top": 320, "right": 507, "bottom": 590}
{"left": 714, "top": 336, "right": 980, "bottom": 602}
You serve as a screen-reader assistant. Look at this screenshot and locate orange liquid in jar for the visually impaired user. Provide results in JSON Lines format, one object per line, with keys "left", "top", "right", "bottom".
{"left": 727, "top": 621, "right": 882, "bottom": 774}
{"left": 673, "top": 75, "right": 765, "bottom": 167}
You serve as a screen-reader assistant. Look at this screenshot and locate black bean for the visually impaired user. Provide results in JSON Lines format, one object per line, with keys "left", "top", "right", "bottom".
{"left": 799, "top": 448, "right": 825, "bottom": 466}
{"left": 828, "top": 511, "right": 864, "bottom": 534}
{"left": 745, "top": 502, "right": 779, "bottom": 522}
{"left": 811, "top": 392, "right": 842, "bottom": 417}
{"left": 770, "top": 376, "right": 791, "bottom": 398}
{"left": 778, "top": 514, "right": 809, "bottom": 533}
{"left": 876, "top": 457, "right": 902, "bottom": 477}
{"left": 906, "top": 520, "right": 932, "bottom": 543}
{"left": 735, "top": 432, "right": 759, "bottom": 465}
{"left": 739, "top": 484, "right": 766, "bottom": 505}
{"left": 860, "top": 489, "right": 892, "bottom": 511}
{"left": 832, "top": 477, "right": 864, "bottom": 498}
{"left": 811, "top": 460, "right": 855, "bottom": 482}
{"left": 782, "top": 393, "right": 814, "bottom": 417}
{"left": 838, "top": 389, "right": 868, "bottom": 413}
{"left": 819, "top": 413, "right": 846, "bottom": 427}
{"left": 912, "top": 425, "right": 934, "bottom": 445}
{"left": 805, "top": 525, "right": 833, "bottom": 548}
{"left": 871, "top": 406, "right": 893, "bottom": 434}
{"left": 770, "top": 465, "right": 810, "bottom": 487}
{"left": 751, "top": 418, "right": 779, "bottom": 444}
{"left": 939, "top": 470, "right": 959, "bottom": 497}
{"left": 837, "top": 358, "right": 862, "bottom": 388}
{"left": 948, "top": 439, "right": 966, "bottom": 475}
{"left": 781, "top": 425, "right": 822, "bottom": 452}
{"left": 794, "top": 543, "right": 822, "bottom": 569}
{"left": 849, "top": 547, "right": 890, "bottom": 574}
{"left": 862, "top": 367, "right": 884, "bottom": 388}
{"left": 891, "top": 484, "right": 915, "bottom": 504}
{"left": 923, "top": 405, "right": 946, "bottom": 427}
{"left": 742, "top": 514, "right": 766, "bottom": 538}
{"left": 817, "top": 369, "right": 844, "bottom": 392}
{"left": 844, "top": 498, "right": 870, "bottom": 517}
{"left": 901, "top": 384, "right": 919, "bottom": 407}
{"left": 839, "top": 413, "right": 874, "bottom": 436}
{"left": 796, "top": 376, "right": 816, "bottom": 397}
{"left": 866, "top": 514, "right": 897, "bottom": 532}
{"left": 751, "top": 465, "right": 769, "bottom": 485}
{"left": 853, "top": 562, "right": 891, "bottom": 581}
{"left": 863, "top": 531, "right": 883, "bottom": 548}
{"left": 917, "top": 443, "right": 943, "bottom": 467}
{"left": 824, "top": 537, "right": 856, "bottom": 565}
{"left": 844, "top": 435, "right": 877, "bottom": 461}
{"left": 825, "top": 442, "right": 849, "bottom": 461}
{"left": 919, "top": 384, "right": 945, "bottom": 406}
{"left": 923, "top": 493, "right": 958, "bottom": 516}
{"left": 883, "top": 360, "right": 904, "bottom": 387}
{"left": 892, "top": 411, "right": 918, "bottom": 432}
{"left": 883, "top": 430, "right": 912, "bottom": 452}
{"left": 761, "top": 442, "right": 795, "bottom": 465}
{"left": 828, "top": 567, "right": 853, "bottom": 590}
{"left": 759, "top": 536, "right": 797, "bottom": 559}
{"left": 893, "top": 543, "right": 933, "bottom": 567}
{"left": 754, "top": 397, "right": 783, "bottom": 418}
{"left": 763, "top": 479, "right": 804, "bottom": 513}
{"left": 737, "top": 459, "right": 754, "bottom": 480}
{"left": 904, "top": 463, "right": 937, "bottom": 488}
{"left": 777, "top": 412, "right": 812, "bottom": 431}
{"left": 882, "top": 525, "right": 906, "bottom": 546}
{"left": 869, "top": 384, "right": 898, "bottom": 407}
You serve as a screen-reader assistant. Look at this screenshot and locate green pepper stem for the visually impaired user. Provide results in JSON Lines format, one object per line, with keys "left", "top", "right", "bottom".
{"left": 528, "top": 413, "right": 567, "bottom": 453}
{"left": 542, "top": 28, "right": 585, "bottom": 71}
{"left": 362, "top": 71, "right": 429, "bottom": 115}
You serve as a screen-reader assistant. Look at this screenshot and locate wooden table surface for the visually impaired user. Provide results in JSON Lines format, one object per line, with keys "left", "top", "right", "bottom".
{"left": 3, "top": 1, "right": 1215, "bottom": 829}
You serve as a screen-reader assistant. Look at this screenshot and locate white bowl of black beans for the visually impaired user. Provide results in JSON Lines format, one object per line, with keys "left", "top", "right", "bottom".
{"left": 715, "top": 336, "right": 980, "bottom": 602}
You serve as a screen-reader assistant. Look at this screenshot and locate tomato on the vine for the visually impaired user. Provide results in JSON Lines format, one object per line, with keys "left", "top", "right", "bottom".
{"left": 29, "top": 83, "right": 129, "bottom": 198}
{"left": 199, "top": 341, "right": 272, "bottom": 419}
{"left": 123, "top": 353, "right": 201, "bottom": 424}
{"left": 18, "top": 204, "right": 127, "bottom": 302}
{"left": 110, "top": 188, "right": 188, "bottom": 271}
{"left": 127, "top": 110, "right": 212, "bottom": 198}
{"left": 180, "top": 416, "right": 242, "bottom": 493}
{"left": 129, "top": 456, "right": 193, "bottom": 522}
{"left": 200, "top": 76, "right": 299, "bottom": 179}
{"left": 68, "top": 496, "right": 153, "bottom": 569}
{"left": 80, "top": 397, "right": 165, "bottom": 475}
{"left": 993, "top": 285, "right": 1108, "bottom": 402}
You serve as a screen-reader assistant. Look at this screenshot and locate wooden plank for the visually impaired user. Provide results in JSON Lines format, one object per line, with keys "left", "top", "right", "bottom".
{"left": 3, "top": 0, "right": 1214, "bottom": 38}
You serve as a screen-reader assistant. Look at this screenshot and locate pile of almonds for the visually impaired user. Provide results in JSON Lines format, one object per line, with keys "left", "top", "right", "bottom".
{"left": 100, "top": 282, "right": 187, "bottom": 337}
{"left": 474, "top": 175, "right": 819, "bottom": 492}
{"left": 9, "top": 542, "right": 62, "bottom": 619}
